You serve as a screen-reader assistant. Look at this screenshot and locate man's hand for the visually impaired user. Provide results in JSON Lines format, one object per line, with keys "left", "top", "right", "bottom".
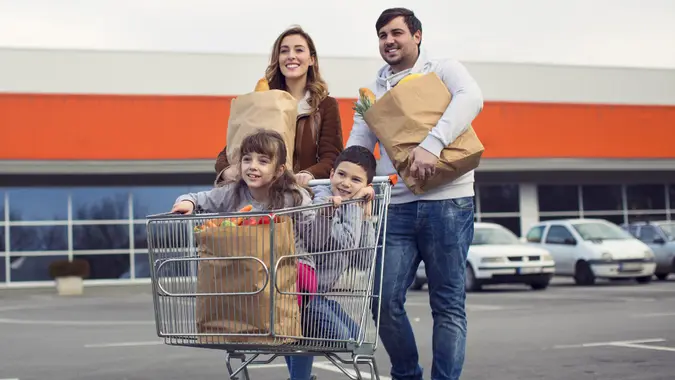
{"left": 171, "top": 201, "right": 195, "bottom": 214}
{"left": 409, "top": 146, "right": 438, "bottom": 181}
{"left": 295, "top": 172, "right": 314, "bottom": 186}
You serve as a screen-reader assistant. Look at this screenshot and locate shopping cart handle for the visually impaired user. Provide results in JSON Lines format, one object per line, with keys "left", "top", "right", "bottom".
{"left": 146, "top": 211, "right": 190, "bottom": 218}
{"left": 307, "top": 175, "right": 396, "bottom": 187}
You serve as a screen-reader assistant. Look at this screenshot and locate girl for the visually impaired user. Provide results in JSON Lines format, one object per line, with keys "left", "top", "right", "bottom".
{"left": 215, "top": 25, "right": 344, "bottom": 187}
{"left": 173, "top": 129, "right": 313, "bottom": 214}
{"left": 173, "top": 129, "right": 320, "bottom": 380}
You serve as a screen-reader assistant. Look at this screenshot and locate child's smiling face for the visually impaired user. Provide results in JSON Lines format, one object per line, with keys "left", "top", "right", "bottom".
{"left": 240, "top": 152, "right": 280, "bottom": 189}
{"left": 329, "top": 161, "right": 369, "bottom": 199}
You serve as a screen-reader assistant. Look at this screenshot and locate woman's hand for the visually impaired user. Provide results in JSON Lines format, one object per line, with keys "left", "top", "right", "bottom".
{"left": 171, "top": 201, "right": 195, "bottom": 214}
{"left": 220, "top": 166, "right": 239, "bottom": 182}
{"left": 295, "top": 172, "right": 314, "bottom": 186}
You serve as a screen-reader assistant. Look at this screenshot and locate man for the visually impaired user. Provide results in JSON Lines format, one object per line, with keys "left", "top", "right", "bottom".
{"left": 345, "top": 7, "right": 484, "bottom": 380}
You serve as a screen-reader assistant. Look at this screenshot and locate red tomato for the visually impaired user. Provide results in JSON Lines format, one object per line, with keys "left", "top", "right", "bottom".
{"left": 241, "top": 218, "right": 258, "bottom": 226}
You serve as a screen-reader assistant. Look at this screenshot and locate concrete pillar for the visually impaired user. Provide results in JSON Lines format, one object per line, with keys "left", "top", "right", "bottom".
{"left": 519, "top": 183, "right": 539, "bottom": 235}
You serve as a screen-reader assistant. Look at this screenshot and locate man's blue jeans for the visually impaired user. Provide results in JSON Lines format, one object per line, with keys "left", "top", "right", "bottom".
{"left": 372, "top": 197, "right": 474, "bottom": 380}
{"left": 285, "top": 296, "right": 361, "bottom": 380}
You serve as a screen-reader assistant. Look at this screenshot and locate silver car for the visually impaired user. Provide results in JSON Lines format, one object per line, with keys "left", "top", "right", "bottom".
{"left": 623, "top": 221, "right": 675, "bottom": 280}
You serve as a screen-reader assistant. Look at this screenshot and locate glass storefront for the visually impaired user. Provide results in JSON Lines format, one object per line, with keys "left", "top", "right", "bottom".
{"left": 2, "top": 181, "right": 671, "bottom": 285}
{"left": 0, "top": 185, "right": 211, "bottom": 284}
{"left": 537, "top": 183, "right": 674, "bottom": 225}
{"left": 475, "top": 184, "right": 522, "bottom": 236}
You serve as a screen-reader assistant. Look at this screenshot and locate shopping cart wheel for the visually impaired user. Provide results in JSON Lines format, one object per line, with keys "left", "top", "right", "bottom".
{"left": 225, "top": 352, "right": 251, "bottom": 380}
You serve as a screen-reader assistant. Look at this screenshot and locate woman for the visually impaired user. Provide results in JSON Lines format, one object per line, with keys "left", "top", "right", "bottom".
{"left": 214, "top": 25, "right": 344, "bottom": 187}
{"left": 214, "top": 26, "right": 341, "bottom": 380}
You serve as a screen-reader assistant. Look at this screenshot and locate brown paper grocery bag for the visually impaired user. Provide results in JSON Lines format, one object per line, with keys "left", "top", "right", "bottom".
{"left": 363, "top": 72, "right": 484, "bottom": 195}
{"left": 194, "top": 216, "right": 302, "bottom": 345}
{"left": 226, "top": 90, "right": 298, "bottom": 167}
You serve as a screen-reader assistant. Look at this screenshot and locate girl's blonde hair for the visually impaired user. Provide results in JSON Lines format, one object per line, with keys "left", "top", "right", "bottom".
{"left": 235, "top": 129, "right": 311, "bottom": 209}
{"left": 265, "top": 26, "right": 328, "bottom": 113}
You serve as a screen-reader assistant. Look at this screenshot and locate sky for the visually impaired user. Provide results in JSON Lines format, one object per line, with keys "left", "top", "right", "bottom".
{"left": 0, "top": 0, "right": 674, "bottom": 69}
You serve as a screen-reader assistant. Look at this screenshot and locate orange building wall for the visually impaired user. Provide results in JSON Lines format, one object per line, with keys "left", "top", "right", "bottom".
{"left": 2, "top": 93, "right": 675, "bottom": 160}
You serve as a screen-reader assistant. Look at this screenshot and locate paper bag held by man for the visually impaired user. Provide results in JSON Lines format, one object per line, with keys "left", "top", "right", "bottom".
{"left": 361, "top": 72, "right": 484, "bottom": 195}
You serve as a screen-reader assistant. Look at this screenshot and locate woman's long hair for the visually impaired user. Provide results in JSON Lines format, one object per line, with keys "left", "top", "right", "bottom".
{"left": 265, "top": 26, "right": 328, "bottom": 113}
{"left": 234, "top": 129, "right": 312, "bottom": 210}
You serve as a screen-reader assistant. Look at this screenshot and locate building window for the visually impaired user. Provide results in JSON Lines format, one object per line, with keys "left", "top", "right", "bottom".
{"left": 71, "top": 188, "right": 131, "bottom": 220}
{"left": 581, "top": 185, "right": 623, "bottom": 211}
{"left": 626, "top": 184, "right": 666, "bottom": 210}
{"left": 476, "top": 184, "right": 521, "bottom": 236}
{"left": 1, "top": 184, "right": 212, "bottom": 285}
{"left": 478, "top": 184, "right": 519, "bottom": 213}
{"left": 8, "top": 188, "right": 69, "bottom": 221}
{"left": 480, "top": 217, "right": 521, "bottom": 237}
{"left": 538, "top": 185, "right": 579, "bottom": 212}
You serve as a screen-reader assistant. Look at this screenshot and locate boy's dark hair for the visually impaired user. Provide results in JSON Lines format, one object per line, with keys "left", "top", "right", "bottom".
{"left": 375, "top": 7, "right": 422, "bottom": 47}
{"left": 333, "top": 146, "right": 377, "bottom": 184}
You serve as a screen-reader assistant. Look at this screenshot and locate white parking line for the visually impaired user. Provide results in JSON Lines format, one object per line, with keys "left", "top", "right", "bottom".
{"left": 632, "top": 312, "right": 675, "bottom": 318}
{"left": 553, "top": 338, "right": 666, "bottom": 349}
{"left": 611, "top": 342, "right": 675, "bottom": 352}
{"left": 85, "top": 341, "right": 165, "bottom": 348}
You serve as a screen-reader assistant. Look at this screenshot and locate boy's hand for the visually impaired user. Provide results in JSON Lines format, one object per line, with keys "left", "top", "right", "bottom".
{"left": 329, "top": 196, "right": 343, "bottom": 208}
{"left": 353, "top": 186, "right": 375, "bottom": 201}
{"left": 171, "top": 201, "right": 195, "bottom": 214}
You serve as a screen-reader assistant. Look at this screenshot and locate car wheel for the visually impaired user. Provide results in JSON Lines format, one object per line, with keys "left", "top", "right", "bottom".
{"left": 529, "top": 279, "right": 550, "bottom": 291}
{"left": 465, "top": 264, "right": 482, "bottom": 292}
{"left": 636, "top": 276, "right": 652, "bottom": 284}
{"left": 574, "top": 260, "right": 596, "bottom": 286}
{"left": 655, "top": 273, "right": 669, "bottom": 281}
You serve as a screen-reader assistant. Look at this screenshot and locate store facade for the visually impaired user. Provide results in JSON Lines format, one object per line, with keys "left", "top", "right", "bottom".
{"left": 1, "top": 48, "right": 674, "bottom": 286}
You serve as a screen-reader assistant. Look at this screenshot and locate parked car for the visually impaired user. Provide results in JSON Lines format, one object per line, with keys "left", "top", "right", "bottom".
{"left": 622, "top": 220, "right": 675, "bottom": 280}
{"left": 412, "top": 222, "right": 555, "bottom": 292}
{"left": 524, "top": 218, "right": 656, "bottom": 285}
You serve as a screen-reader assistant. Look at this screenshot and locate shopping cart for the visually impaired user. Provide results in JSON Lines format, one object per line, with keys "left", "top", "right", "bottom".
{"left": 146, "top": 176, "right": 394, "bottom": 380}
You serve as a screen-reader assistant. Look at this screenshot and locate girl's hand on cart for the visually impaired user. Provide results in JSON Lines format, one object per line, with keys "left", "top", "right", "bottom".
{"left": 171, "top": 201, "right": 195, "bottom": 214}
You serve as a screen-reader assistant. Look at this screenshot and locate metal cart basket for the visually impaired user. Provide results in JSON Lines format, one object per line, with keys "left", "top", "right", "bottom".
{"left": 146, "top": 176, "right": 394, "bottom": 380}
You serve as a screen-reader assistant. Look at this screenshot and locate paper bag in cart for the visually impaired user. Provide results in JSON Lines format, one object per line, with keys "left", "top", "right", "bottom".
{"left": 194, "top": 215, "right": 302, "bottom": 345}
{"left": 226, "top": 90, "right": 298, "bottom": 167}
{"left": 362, "top": 72, "right": 484, "bottom": 195}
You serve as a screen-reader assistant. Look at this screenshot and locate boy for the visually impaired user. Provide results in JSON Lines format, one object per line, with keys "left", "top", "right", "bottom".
{"left": 300, "top": 145, "right": 378, "bottom": 339}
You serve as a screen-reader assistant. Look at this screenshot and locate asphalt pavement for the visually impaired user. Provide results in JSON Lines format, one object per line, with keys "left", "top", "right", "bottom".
{"left": 1, "top": 276, "right": 674, "bottom": 380}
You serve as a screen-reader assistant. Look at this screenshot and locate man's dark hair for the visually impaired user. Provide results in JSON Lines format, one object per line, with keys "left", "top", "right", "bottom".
{"left": 375, "top": 7, "right": 422, "bottom": 47}
{"left": 333, "top": 146, "right": 377, "bottom": 184}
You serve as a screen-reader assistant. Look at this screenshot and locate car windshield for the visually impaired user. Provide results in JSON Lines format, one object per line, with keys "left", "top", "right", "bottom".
{"left": 472, "top": 227, "right": 520, "bottom": 245}
{"left": 572, "top": 222, "right": 633, "bottom": 241}
{"left": 658, "top": 223, "right": 675, "bottom": 240}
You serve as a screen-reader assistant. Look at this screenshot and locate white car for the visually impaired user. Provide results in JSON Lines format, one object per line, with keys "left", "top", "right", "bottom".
{"left": 412, "top": 222, "right": 556, "bottom": 292}
{"left": 524, "top": 218, "right": 656, "bottom": 285}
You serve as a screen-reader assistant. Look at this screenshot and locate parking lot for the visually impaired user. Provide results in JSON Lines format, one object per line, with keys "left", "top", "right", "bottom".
{"left": 1, "top": 277, "right": 674, "bottom": 380}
